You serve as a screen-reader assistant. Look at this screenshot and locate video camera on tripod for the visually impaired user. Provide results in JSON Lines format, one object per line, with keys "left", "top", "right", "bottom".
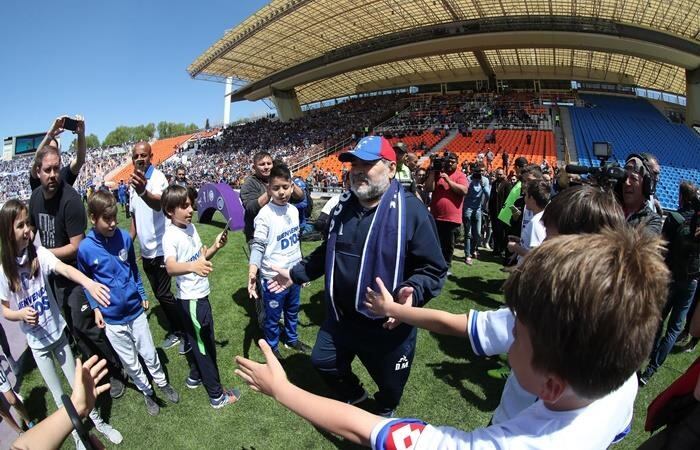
{"left": 565, "top": 142, "right": 626, "bottom": 189}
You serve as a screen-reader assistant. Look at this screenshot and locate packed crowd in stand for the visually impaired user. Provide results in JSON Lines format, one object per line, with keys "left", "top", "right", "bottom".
{"left": 2, "top": 91, "right": 700, "bottom": 449}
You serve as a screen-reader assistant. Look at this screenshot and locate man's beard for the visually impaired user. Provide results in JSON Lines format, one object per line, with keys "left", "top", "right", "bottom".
{"left": 350, "top": 173, "right": 390, "bottom": 202}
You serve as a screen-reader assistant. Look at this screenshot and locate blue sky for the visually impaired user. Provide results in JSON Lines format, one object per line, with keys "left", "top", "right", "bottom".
{"left": 0, "top": 0, "right": 271, "bottom": 144}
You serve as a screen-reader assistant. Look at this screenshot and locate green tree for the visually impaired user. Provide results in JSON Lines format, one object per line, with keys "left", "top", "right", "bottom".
{"left": 102, "top": 124, "right": 155, "bottom": 147}
{"left": 156, "top": 121, "right": 200, "bottom": 139}
{"left": 68, "top": 135, "right": 99, "bottom": 150}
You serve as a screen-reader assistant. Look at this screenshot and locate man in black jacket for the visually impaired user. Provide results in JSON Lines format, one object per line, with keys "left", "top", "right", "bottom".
{"left": 268, "top": 137, "right": 447, "bottom": 417}
{"left": 639, "top": 181, "right": 700, "bottom": 385}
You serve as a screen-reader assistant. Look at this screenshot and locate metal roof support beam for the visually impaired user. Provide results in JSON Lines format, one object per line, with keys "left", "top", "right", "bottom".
{"left": 271, "top": 88, "right": 303, "bottom": 122}
{"left": 227, "top": 15, "right": 700, "bottom": 102}
{"left": 473, "top": 50, "right": 496, "bottom": 90}
{"left": 687, "top": 68, "right": 700, "bottom": 127}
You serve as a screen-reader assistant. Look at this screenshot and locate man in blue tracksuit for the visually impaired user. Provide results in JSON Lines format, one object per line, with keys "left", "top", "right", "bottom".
{"left": 270, "top": 137, "right": 447, "bottom": 417}
{"left": 78, "top": 191, "right": 179, "bottom": 415}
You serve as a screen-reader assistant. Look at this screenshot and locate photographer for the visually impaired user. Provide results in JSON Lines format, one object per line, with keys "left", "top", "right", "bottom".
{"left": 463, "top": 164, "right": 490, "bottom": 265}
{"left": 424, "top": 152, "right": 468, "bottom": 268}
{"left": 617, "top": 155, "right": 662, "bottom": 236}
{"left": 639, "top": 181, "right": 700, "bottom": 386}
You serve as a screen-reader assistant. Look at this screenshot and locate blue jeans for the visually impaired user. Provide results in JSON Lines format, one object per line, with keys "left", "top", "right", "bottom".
{"left": 463, "top": 207, "right": 482, "bottom": 257}
{"left": 648, "top": 278, "right": 699, "bottom": 372}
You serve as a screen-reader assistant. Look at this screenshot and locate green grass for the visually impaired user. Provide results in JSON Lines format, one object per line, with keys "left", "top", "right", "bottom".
{"left": 14, "top": 206, "right": 698, "bottom": 449}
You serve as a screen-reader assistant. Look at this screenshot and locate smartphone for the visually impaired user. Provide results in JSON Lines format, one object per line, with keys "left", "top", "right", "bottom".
{"left": 134, "top": 159, "right": 146, "bottom": 173}
{"left": 509, "top": 205, "right": 521, "bottom": 215}
{"left": 63, "top": 117, "right": 79, "bottom": 132}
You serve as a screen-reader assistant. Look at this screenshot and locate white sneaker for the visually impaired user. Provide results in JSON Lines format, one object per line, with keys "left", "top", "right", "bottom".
{"left": 72, "top": 430, "right": 87, "bottom": 450}
{"left": 95, "top": 421, "right": 123, "bottom": 444}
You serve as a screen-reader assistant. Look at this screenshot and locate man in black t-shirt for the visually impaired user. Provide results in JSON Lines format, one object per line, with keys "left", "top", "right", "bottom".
{"left": 29, "top": 145, "right": 125, "bottom": 399}
{"left": 29, "top": 116, "right": 85, "bottom": 191}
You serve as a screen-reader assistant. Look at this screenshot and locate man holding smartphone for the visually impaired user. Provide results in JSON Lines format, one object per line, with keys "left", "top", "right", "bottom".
{"left": 129, "top": 142, "right": 186, "bottom": 353}
{"left": 30, "top": 116, "right": 86, "bottom": 191}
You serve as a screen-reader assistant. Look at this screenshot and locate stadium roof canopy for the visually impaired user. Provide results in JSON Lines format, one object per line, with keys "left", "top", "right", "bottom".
{"left": 188, "top": 0, "right": 700, "bottom": 105}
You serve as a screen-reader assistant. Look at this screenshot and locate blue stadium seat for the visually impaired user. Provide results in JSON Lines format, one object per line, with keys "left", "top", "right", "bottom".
{"left": 569, "top": 94, "right": 700, "bottom": 209}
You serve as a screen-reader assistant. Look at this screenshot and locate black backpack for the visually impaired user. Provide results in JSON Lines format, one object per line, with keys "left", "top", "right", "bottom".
{"left": 666, "top": 210, "right": 700, "bottom": 279}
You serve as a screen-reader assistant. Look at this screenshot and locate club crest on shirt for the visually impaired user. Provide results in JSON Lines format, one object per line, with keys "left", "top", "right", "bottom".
{"left": 118, "top": 249, "right": 128, "bottom": 262}
{"left": 383, "top": 421, "right": 426, "bottom": 450}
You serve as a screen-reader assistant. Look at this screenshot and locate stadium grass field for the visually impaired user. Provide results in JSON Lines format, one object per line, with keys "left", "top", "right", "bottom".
{"left": 12, "top": 203, "right": 698, "bottom": 449}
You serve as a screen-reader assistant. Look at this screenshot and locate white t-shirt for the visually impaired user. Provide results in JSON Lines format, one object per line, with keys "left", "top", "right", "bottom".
{"left": 465, "top": 308, "right": 636, "bottom": 438}
{"left": 162, "top": 223, "right": 210, "bottom": 300}
{"left": 253, "top": 202, "right": 302, "bottom": 279}
{"left": 0, "top": 246, "right": 66, "bottom": 350}
{"left": 371, "top": 375, "right": 637, "bottom": 449}
{"left": 518, "top": 209, "right": 546, "bottom": 264}
{"left": 130, "top": 166, "right": 169, "bottom": 259}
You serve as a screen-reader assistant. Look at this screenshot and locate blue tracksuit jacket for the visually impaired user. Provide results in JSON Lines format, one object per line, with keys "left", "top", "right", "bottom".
{"left": 77, "top": 228, "right": 147, "bottom": 325}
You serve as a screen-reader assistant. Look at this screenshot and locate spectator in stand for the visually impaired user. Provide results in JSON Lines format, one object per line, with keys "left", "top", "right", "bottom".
{"left": 502, "top": 151, "right": 510, "bottom": 174}
{"left": 173, "top": 166, "right": 189, "bottom": 187}
{"left": 424, "top": 152, "right": 468, "bottom": 270}
{"left": 463, "top": 164, "right": 490, "bottom": 266}
{"left": 30, "top": 116, "right": 86, "bottom": 191}
{"left": 489, "top": 168, "right": 511, "bottom": 256}
{"left": 486, "top": 148, "right": 495, "bottom": 171}
{"left": 617, "top": 155, "right": 662, "bottom": 236}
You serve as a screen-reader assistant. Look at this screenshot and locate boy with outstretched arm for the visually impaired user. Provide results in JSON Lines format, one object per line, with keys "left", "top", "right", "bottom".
{"left": 161, "top": 185, "right": 240, "bottom": 409}
{"left": 236, "top": 228, "right": 667, "bottom": 449}
{"left": 77, "top": 191, "right": 179, "bottom": 416}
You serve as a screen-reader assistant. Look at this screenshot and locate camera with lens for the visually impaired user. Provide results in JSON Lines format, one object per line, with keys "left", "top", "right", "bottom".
{"left": 430, "top": 151, "right": 452, "bottom": 172}
{"left": 565, "top": 142, "right": 626, "bottom": 189}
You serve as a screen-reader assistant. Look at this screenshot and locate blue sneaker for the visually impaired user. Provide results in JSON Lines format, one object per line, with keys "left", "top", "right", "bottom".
{"left": 185, "top": 377, "right": 202, "bottom": 389}
{"left": 210, "top": 388, "right": 241, "bottom": 409}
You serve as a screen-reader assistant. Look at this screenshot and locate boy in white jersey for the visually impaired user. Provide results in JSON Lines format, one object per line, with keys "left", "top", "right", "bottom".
{"left": 161, "top": 185, "right": 241, "bottom": 409}
{"left": 248, "top": 163, "right": 311, "bottom": 360}
{"left": 507, "top": 179, "right": 549, "bottom": 264}
{"left": 235, "top": 228, "right": 668, "bottom": 449}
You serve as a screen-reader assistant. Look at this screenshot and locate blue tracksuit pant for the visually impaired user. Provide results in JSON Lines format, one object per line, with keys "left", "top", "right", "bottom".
{"left": 261, "top": 280, "right": 301, "bottom": 350}
{"left": 311, "top": 319, "right": 417, "bottom": 415}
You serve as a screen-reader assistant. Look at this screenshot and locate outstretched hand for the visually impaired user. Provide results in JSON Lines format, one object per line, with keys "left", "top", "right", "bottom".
{"left": 364, "top": 277, "right": 396, "bottom": 317}
{"left": 71, "top": 355, "right": 110, "bottom": 417}
{"left": 87, "top": 281, "right": 111, "bottom": 307}
{"left": 235, "top": 339, "right": 288, "bottom": 398}
{"left": 267, "top": 265, "right": 293, "bottom": 293}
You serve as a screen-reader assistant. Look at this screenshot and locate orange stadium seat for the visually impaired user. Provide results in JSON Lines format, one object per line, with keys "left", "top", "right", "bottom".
{"left": 107, "top": 134, "right": 195, "bottom": 183}
{"left": 444, "top": 130, "right": 556, "bottom": 173}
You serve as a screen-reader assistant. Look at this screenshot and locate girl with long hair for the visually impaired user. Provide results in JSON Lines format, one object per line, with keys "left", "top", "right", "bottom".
{"left": 0, "top": 199, "right": 123, "bottom": 448}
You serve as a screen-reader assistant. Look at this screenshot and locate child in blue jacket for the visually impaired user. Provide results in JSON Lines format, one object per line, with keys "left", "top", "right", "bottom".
{"left": 78, "top": 191, "right": 179, "bottom": 416}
